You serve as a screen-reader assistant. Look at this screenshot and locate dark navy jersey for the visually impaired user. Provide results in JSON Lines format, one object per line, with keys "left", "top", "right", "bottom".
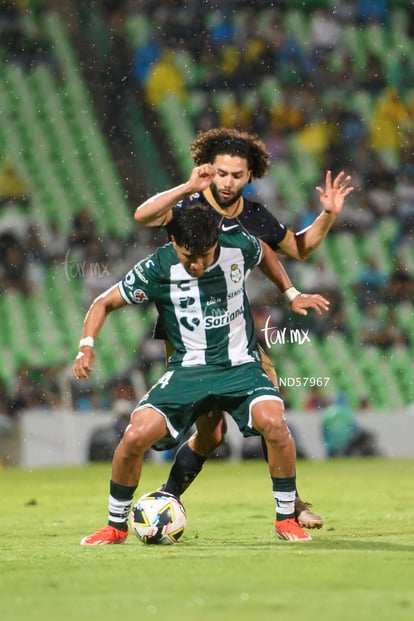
{"left": 165, "top": 191, "right": 288, "bottom": 251}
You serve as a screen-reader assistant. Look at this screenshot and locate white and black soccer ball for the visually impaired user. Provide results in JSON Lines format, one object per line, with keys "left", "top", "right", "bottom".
{"left": 130, "top": 491, "right": 187, "bottom": 545}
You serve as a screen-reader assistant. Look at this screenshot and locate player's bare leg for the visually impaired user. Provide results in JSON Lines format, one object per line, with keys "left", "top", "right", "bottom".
{"left": 81, "top": 408, "right": 167, "bottom": 545}
{"left": 260, "top": 347, "right": 324, "bottom": 530}
{"left": 259, "top": 434, "right": 324, "bottom": 529}
{"left": 251, "top": 400, "right": 312, "bottom": 542}
{"left": 111, "top": 407, "right": 168, "bottom": 484}
{"left": 188, "top": 410, "right": 227, "bottom": 455}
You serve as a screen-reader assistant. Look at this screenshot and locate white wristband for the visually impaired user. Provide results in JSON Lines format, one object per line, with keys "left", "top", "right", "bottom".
{"left": 79, "top": 336, "right": 95, "bottom": 348}
{"left": 283, "top": 287, "right": 301, "bottom": 303}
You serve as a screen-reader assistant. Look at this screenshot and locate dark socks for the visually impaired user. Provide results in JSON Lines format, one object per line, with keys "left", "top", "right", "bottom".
{"left": 163, "top": 443, "right": 207, "bottom": 497}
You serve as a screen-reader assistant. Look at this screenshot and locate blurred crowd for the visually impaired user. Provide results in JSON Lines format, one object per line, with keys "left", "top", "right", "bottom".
{"left": 0, "top": 0, "right": 60, "bottom": 72}
{"left": 1, "top": 0, "right": 414, "bottom": 422}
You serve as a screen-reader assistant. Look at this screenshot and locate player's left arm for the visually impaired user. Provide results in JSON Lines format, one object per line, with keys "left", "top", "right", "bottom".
{"left": 134, "top": 164, "right": 216, "bottom": 226}
{"left": 278, "top": 170, "right": 354, "bottom": 260}
{"left": 258, "top": 239, "right": 292, "bottom": 292}
{"left": 258, "top": 241, "right": 330, "bottom": 316}
{"left": 72, "top": 284, "right": 127, "bottom": 380}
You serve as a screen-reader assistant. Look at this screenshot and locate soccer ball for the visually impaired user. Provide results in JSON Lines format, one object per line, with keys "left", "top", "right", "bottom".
{"left": 130, "top": 491, "right": 187, "bottom": 545}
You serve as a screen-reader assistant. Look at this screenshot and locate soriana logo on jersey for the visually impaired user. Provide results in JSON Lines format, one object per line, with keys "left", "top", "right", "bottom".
{"left": 204, "top": 306, "right": 244, "bottom": 329}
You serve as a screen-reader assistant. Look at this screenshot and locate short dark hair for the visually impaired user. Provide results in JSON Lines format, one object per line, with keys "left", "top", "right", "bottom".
{"left": 169, "top": 204, "right": 219, "bottom": 253}
{"left": 190, "top": 127, "right": 270, "bottom": 179}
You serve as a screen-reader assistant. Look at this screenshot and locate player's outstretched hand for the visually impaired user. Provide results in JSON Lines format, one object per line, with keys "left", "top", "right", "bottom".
{"left": 72, "top": 348, "right": 95, "bottom": 380}
{"left": 187, "top": 164, "right": 216, "bottom": 193}
{"left": 316, "top": 170, "right": 354, "bottom": 216}
{"left": 291, "top": 293, "right": 330, "bottom": 316}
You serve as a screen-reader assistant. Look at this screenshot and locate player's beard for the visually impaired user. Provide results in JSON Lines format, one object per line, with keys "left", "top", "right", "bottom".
{"left": 210, "top": 182, "right": 244, "bottom": 209}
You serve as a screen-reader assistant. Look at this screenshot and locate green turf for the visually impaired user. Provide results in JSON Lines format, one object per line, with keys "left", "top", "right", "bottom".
{"left": 1, "top": 459, "right": 414, "bottom": 621}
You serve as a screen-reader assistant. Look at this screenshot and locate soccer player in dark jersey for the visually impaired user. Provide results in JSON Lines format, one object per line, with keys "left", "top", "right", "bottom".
{"left": 134, "top": 128, "right": 354, "bottom": 530}
{"left": 75, "top": 204, "right": 313, "bottom": 544}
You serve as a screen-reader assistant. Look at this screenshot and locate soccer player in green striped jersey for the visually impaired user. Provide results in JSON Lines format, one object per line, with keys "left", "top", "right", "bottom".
{"left": 74, "top": 205, "right": 312, "bottom": 544}
{"left": 134, "top": 128, "right": 353, "bottom": 530}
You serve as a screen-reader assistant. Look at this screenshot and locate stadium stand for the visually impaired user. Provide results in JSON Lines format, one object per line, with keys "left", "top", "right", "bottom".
{"left": 1, "top": 1, "right": 413, "bottom": 414}
{"left": 0, "top": 7, "right": 155, "bottom": 408}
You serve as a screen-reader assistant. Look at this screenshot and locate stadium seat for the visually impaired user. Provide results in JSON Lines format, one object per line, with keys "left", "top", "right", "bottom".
{"left": 340, "top": 25, "right": 366, "bottom": 74}
{"left": 123, "top": 95, "right": 172, "bottom": 194}
{"left": 156, "top": 95, "right": 194, "bottom": 177}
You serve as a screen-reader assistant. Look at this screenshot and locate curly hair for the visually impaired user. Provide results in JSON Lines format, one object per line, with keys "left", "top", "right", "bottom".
{"left": 190, "top": 128, "right": 270, "bottom": 179}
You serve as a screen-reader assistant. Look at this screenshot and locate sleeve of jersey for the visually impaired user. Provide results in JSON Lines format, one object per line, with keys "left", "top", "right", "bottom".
{"left": 239, "top": 231, "right": 263, "bottom": 269}
{"left": 118, "top": 256, "right": 157, "bottom": 305}
{"left": 253, "top": 203, "right": 288, "bottom": 250}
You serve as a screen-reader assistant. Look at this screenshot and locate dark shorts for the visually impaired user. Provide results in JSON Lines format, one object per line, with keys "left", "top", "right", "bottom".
{"left": 153, "top": 315, "right": 166, "bottom": 340}
{"left": 134, "top": 363, "right": 282, "bottom": 450}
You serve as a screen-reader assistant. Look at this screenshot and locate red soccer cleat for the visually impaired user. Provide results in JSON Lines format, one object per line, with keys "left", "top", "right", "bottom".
{"left": 80, "top": 525, "right": 128, "bottom": 546}
{"left": 275, "top": 518, "right": 313, "bottom": 541}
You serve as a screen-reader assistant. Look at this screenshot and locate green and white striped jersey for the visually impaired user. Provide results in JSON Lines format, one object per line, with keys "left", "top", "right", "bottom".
{"left": 119, "top": 230, "right": 263, "bottom": 368}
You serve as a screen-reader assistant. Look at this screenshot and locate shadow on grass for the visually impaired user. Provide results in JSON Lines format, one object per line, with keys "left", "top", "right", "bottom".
{"left": 306, "top": 539, "right": 414, "bottom": 553}
{"left": 182, "top": 536, "right": 414, "bottom": 554}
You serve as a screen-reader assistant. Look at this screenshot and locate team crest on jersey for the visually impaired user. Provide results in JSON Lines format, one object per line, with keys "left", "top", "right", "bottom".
{"left": 132, "top": 288, "right": 148, "bottom": 303}
{"left": 230, "top": 263, "right": 242, "bottom": 283}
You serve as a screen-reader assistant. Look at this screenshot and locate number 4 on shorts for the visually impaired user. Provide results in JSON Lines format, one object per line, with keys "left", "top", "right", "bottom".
{"left": 156, "top": 370, "right": 175, "bottom": 389}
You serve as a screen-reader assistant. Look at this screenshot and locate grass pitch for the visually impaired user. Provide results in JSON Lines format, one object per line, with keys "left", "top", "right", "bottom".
{"left": 1, "top": 458, "right": 414, "bottom": 621}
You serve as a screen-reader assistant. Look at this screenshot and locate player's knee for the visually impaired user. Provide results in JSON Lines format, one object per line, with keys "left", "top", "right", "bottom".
{"left": 121, "top": 413, "right": 165, "bottom": 457}
{"left": 120, "top": 426, "right": 151, "bottom": 457}
{"left": 258, "top": 412, "right": 291, "bottom": 449}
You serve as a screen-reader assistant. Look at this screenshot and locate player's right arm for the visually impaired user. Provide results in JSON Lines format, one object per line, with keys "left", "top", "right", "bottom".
{"left": 72, "top": 284, "right": 127, "bottom": 380}
{"left": 134, "top": 164, "right": 216, "bottom": 226}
